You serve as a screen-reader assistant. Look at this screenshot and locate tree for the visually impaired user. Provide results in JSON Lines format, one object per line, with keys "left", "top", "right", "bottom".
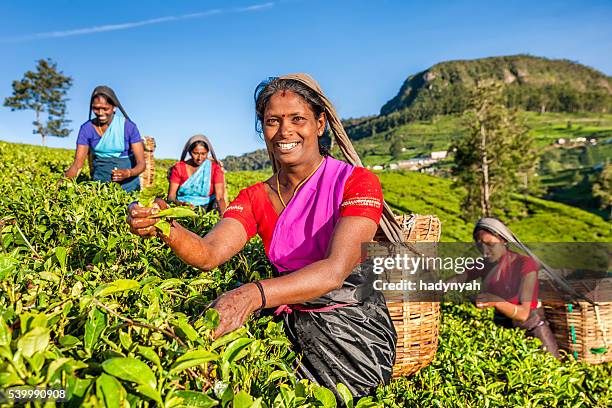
{"left": 592, "top": 164, "right": 611, "bottom": 220}
{"left": 390, "top": 136, "right": 403, "bottom": 159}
{"left": 581, "top": 145, "right": 595, "bottom": 167}
{"left": 4, "top": 59, "right": 72, "bottom": 146}
{"left": 453, "top": 81, "right": 539, "bottom": 220}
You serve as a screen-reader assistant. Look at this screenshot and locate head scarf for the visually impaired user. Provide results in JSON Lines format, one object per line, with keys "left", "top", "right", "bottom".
{"left": 180, "top": 134, "right": 219, "bottom": 163}
{"left": 260, "top": 74, "right": 405, "bottom": 243}
{"left": 89, "top": 85, "right": 130, "bottom": 121}
{"left": 474, "top": 217, "right": 593, "bottom": 303}
{"left": 474, "top": 217, "right": 519, "bottom": 243}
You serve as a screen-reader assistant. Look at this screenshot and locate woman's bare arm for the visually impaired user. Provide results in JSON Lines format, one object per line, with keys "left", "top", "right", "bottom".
{"left": 163, "top": 218, "right": 248, "bottom": 270}
{"left": 167, "top": 181, "right": 180, "bottom": 203}
{"left": 127, "top": 202, "right": 248, "bottom": 270}
{"left": 65, "top": 145, "right": 89, "bottom": 178}
{"left": 214, "top": 182, "right": 227, "bottom": 213}
{"left": 212, "top": 215, "right": 378, "bottom": 337}
{"left": 478, "top": 271, "right": 536, "bottom": 321}
{"left": 130, "top": 141, "right": 146, "bottom": 175}
{"left": 514, "top": 271, "right": 537, "bottom": 321}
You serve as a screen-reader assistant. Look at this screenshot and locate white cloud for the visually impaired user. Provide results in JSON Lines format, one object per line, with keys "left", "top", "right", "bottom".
{"left": 1, "top": 2, "right": 275, "bottom": 43}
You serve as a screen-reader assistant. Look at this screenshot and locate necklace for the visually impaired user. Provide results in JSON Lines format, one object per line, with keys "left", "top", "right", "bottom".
{"left": 276, "top": 157, "right": 325, "bottom": 208}
{"left": 95, "top": 123, "right": 106, "bottom": 136}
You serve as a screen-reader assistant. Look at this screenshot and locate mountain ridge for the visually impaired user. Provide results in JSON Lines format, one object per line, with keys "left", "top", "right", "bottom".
{"left": 223, "top": 55, "right": 612, "bottom": 170}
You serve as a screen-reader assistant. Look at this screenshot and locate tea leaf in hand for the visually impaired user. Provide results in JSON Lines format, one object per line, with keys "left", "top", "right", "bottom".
{"left": 155, "top": 220, "right": 171, "bottom": 237}
{"left": 138, "top": 187, "right": 165, "bottom": 207}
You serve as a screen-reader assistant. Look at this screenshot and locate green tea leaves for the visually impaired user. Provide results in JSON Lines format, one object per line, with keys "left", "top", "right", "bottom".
{"left": 84, "top": 307, "right": 106, "bottom": 355}
{"left": 102, "top": 357, "right": 157, "bottom": 390}
{"left": 174, "top": 390, "right": 219, "bottom": 408}
{"left": 94, "top": 279, "right": 140, "bottom": 297}
{"left": 150, "top": 207, "right": 197, "bottom": 219}
{"left": 17, "top": 327, "right": 50, "bottom": 358}
{"left": 170, "top": 350, "right": 218, "bottom": 374}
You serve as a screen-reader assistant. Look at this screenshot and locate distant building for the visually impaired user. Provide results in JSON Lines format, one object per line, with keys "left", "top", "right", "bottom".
{"left": 556, "top": 138, "right": 566, "bottom": 145}
{"left": 430, "top": 150, "right": 448, "bottom": 160}
{"left": 389, "top": 163, "right": 399, "bottom": 170}
{"left": 372, "top": 165, "right": 384, "bottom": 171}
{"left": 396, "top": 157, "right": 435, "bottom": 170}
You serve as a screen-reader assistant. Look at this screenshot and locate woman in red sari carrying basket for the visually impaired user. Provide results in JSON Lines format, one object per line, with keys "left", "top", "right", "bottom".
{"left": 127, "top": 74, "right": 397, "bottom": 398}
{"left": 470, "top": 217, "right": 561, "bottom": 359}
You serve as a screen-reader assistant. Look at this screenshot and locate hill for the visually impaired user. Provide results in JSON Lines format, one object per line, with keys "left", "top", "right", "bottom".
{"left": 382, "top": 54, "right": 611, "bottom": 115}
{"left": 346, "top": 55, "right": 612, "bottom": 141}
{"left": 223, "top": 148, "right": 270, "bottom": 171}
{"left": 222, "top": 55, "right": 612, "bottom": 174}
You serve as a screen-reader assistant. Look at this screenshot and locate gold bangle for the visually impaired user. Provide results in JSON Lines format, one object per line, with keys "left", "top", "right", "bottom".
{"left": 510, "top": 304, "right": 518, "bottom": 319}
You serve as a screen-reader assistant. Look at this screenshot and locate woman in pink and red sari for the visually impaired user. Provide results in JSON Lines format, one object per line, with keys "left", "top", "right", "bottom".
{"left": 127, "top": 74, "right": 396, "bottom": 398}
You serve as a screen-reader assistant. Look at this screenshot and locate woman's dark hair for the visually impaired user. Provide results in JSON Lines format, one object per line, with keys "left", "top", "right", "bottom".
{"left": 91, "top": 93, "right": 116, "bottom": 106}
{"left": 254, "top": 78, "right": 330, "bottom": 156}
{"left": 189, "top": 140, "right": 209, "bottom": 153}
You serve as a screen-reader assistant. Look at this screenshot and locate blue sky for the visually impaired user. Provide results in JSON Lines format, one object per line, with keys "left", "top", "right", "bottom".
{"left": 0, "top": 0, "right": 610, "bottom": 159}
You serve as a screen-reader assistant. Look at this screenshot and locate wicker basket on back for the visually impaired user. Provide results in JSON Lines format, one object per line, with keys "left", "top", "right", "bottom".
{"left": 140, "top": 136, "right": 156, "bottom": 188}
{"left": 541, "top": 279, "right": 611, "bottom": 364}
{"left": 373, "top": 214, "right": 442, "bottom": 378}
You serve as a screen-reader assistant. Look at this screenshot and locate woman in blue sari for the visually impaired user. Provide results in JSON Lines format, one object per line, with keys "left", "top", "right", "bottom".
{"left": 65, "top": 86, "right": 145, "bottom": 192}
{"left": 167, "top": 134, "right": 226, "bottom": 213}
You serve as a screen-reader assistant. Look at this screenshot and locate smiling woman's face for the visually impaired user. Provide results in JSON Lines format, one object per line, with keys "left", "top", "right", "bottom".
{"left": 91, "top": 95, "right": 115, "bottom": 125}
{"left": 262, "top": 90, "right": 326, "bottom": 168}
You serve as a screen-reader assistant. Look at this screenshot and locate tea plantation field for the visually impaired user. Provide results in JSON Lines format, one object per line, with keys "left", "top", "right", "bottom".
{"left": 0, "top": 141, "right": 610, "bottom": 407}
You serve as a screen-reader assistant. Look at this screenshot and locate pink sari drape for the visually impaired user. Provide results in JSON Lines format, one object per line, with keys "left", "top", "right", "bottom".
{"left": 268, "top": 156, "right": 354, "bottom": 272}
{"left": 268, "top": 157, "right": 354, "bottom": 314}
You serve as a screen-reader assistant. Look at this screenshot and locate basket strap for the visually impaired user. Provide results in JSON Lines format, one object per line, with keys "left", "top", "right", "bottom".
{"left": 594, "top": 304, "right": 609, "bottom": 348}
{"left": 379, "top": 203, "right": 405, "bottom": 243}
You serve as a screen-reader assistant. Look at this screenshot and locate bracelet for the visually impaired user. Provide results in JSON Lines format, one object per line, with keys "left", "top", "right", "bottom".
{"left": 253, "top": 281, "right": 266, "bottom": 311}
{"left": 510, "top": 304, "right": 518, "bottom": 319}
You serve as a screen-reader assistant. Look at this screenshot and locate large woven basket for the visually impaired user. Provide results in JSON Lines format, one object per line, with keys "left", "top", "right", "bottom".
{"left": 541, "top": 279, "right": 611, "bottom": 364}
{"left": 373, "top": 214, "right": 442, "bottom": 378}
{"left": 140, "top": 136, "right": 156, "bottom": 188}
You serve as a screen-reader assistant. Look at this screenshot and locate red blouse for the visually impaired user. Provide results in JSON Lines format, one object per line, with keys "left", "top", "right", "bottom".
{"left": 168, "top": 161, "right": 224, "bottom": 196}
{"left": 223, "top": 166, "right": 383, "bottom": 254}
{"left": 469, "top": 251, "right": 539, "bottom": 309}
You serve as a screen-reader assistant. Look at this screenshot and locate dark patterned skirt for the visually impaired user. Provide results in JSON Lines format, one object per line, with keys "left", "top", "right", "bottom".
{"left": 279, "top": 265, "right": 397, "bottom": 399}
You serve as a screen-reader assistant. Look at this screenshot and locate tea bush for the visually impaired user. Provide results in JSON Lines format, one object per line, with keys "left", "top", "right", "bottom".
{"left": 0, "top": 141, "right": 609, "bottom": 407}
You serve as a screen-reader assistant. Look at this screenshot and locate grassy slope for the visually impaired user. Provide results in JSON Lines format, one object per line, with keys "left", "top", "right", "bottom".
{"left": 348, "top": 111, "right": 612, "bottom": 167}
{"left": 377, "top": 170, "right": 610, "bottom": 242}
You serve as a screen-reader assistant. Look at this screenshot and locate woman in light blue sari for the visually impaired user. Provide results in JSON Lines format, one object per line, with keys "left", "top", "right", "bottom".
{"left": 167, "top": 134, "right": 226, "bottom": 213}
{"left": 65, "top": 86, "right": 145, "bottom": 192}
